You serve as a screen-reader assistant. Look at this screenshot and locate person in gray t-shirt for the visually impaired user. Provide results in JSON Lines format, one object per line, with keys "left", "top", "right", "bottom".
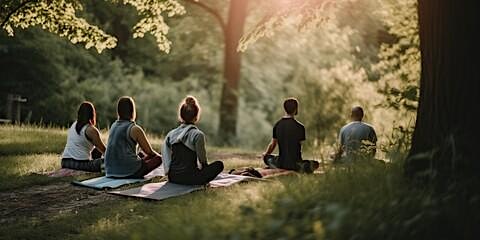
{"left": 334, "top": 106, "right": 377, "bottom": 162}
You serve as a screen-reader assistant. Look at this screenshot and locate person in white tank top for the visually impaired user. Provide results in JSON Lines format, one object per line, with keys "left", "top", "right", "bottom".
{"left": 62, "top": 122, "right": 94, "bottom": 160}
{"left": 61, "top": 102, "right": 107, "bottom": 172}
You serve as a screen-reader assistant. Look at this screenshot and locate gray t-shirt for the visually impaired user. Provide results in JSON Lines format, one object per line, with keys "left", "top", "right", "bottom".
{"left": 339, "top": 121, "right": 377, "bottom": 158}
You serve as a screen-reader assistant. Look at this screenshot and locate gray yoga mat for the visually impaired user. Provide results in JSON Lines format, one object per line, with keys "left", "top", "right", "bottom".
{"left": 109, "top": 173, "right": 262, "bottom": 200}
{"left": 72, "top": 166, "right": 165, "bottom": 190}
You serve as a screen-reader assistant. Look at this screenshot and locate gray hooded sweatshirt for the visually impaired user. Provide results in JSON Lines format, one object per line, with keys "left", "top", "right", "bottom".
{"left": 162, "top": 124, "right": 208, "bottom": 175}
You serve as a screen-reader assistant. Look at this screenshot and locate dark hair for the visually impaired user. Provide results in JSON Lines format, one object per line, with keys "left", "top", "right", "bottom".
{"left": 76, "top": 101, "right": 96, "bottom": 135}
{"left": 179, "top": 96, "right": 201, "bottom": 124}
{"left": 283, "top": 98, "right": 299, "bottom": 115}
{"left": 351, "top": 106, "right": 364, "bottom": 120}
{"left": 117, "top": 96, "right": 136, "bottom": 121}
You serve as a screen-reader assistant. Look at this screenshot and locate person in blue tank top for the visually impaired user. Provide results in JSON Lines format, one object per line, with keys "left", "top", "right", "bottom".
{"left": 104, "top": 96, "right": 162, "bottom": 178}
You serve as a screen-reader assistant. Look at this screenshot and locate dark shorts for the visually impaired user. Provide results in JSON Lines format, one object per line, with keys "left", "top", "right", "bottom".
{"left": 263, "top": 154, "right": 319, "bottom": 173}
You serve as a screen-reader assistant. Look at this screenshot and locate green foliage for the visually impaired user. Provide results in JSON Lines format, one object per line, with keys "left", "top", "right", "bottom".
{"left": 125, "top": 0, "right": 186, "bottom": 53}
{"left": 372, "top": 0, "right": 420, "bottom": 112}
{"left": 2, "top": 0, "right": 186, "bottom": 53}
{"left": 0, "top": 4, "right": 222, "bottom": 136}
{"left": 0, "top": 27, "right": 107, "bottom": 125}
{"left": 3, "top": 0, "right": 116, "bottom": 53}
{"left": 381, "top": 123, "right": 415, "bottom": 163}
{"left": 247, "top": 162, "right": 480, "bottom": 239}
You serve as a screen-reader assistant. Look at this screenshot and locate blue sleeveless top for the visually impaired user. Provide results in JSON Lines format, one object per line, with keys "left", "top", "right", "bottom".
{"left": 105, "top": 120, "right": 141, "bottom": 177}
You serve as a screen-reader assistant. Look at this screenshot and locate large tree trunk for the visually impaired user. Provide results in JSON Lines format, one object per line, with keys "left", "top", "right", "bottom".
{"left": 406, "top": 0, "right": 480, "bottom": 179}
{"left": 218, "top": 0, "right": 248, "bottom": 144}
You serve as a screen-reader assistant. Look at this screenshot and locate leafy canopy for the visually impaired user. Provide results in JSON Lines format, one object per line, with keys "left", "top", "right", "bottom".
{"left": 1, "top": 0, "right": 186, "bottom": 53}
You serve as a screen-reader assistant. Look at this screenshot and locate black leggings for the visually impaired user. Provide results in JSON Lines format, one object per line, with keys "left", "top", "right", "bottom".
{"left": 61, "top": 148, "right": 104, "bottom": 172}
{"left": 61, "top": 158, "right": 103, "bottom": 172}
{"left": 168, "top": 161, "right": 224, "bottom": 185}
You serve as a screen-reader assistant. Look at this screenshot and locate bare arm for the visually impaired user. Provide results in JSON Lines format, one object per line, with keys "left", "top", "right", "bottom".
{"left": 130, "top": 125, "right": 159, "bottom": 157}
{"left": 263, "top": 138, "right": 278, "bottom": 157}
{"left": 85, "top": 125, "right": 106, "bottom": 154}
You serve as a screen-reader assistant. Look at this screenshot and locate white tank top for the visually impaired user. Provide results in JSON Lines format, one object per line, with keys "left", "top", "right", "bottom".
{"left": 62, "top": 121, "right": 94, "bottom": 160}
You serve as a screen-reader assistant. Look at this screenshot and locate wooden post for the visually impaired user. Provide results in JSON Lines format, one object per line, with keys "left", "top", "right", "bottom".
{"left": 6, "top": 94, "right": 27, "bottom": 124}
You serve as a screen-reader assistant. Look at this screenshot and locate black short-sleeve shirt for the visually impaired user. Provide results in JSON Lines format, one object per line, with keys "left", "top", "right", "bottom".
{"left": 273, "top": 117, "right": 306, "bottom": 170}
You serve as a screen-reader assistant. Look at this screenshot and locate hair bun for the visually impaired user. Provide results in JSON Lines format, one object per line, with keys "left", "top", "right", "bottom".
{"left": 185, "top": 96, "right": 197, "bottom": 105}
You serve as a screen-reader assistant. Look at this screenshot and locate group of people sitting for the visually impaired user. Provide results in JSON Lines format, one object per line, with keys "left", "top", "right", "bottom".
{"left": 61, "top": 96, "right": 377, "bottom": 186}
{"left": 260, "top": 98, "right": 377, "bottom": 173}
{"left": 62, "top": 96, "right": 223, "bottom": 185}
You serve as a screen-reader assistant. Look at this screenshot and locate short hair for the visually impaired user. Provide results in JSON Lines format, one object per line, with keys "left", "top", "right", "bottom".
{"left": 351, "top": 106, "right": 364, "bottom": 119}
{"left": 179, "top": 96, "right": 201, "bottom": 124}
{"left": 283, "top": 98, "right": 299, "bottom": 115}
{"left": 117, "top": 96, "right": 136, "bottom": 121}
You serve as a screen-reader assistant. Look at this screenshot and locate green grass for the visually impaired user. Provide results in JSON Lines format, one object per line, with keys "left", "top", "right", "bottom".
{"left": 0, "top": 153, "right": 62, "bottom": 191}
{"left": 1, "top": 125, "right": 479, "bottom": 239}
{"left": 0, "top": 125, "right": 67, "bottom": 155}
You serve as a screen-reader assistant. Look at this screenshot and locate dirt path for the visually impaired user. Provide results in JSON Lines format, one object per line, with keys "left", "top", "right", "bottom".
{"left": 0, "top": 182, "right": 117, "bottom": 224}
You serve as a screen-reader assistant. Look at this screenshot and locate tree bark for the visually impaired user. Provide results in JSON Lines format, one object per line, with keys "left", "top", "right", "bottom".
{"left": 218, "top": 0, "right": 248, "bottom": 144}
{"left": 406, "top": 0, "right": 480, "bottom": 180}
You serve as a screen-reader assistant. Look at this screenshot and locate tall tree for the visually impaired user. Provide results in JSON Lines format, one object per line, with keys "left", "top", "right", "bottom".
{"left": 182, "top": 0, "right": 248, "bottom": 143}
{"left": 218, "top": 0, "right": 248, "bottom": 143}
{"left": 405, "top": 0, "right": 480, "bottom": 180}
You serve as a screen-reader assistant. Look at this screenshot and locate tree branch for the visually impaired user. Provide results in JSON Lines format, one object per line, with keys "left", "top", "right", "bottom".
{"left": 1, "top": 0, "right": 37, "bottom": 29}
{"left": 182, "top": 0, "right": 226, "bottom": 35}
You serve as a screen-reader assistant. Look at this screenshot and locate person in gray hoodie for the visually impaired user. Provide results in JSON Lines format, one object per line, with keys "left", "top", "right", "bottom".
{"left": 162, "top": 96, "right": 224, "bottom": 185}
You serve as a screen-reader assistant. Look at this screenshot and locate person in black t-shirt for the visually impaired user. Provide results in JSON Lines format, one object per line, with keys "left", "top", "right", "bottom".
{"left": 262, "top": 98, "right": 319, "bottom": 173}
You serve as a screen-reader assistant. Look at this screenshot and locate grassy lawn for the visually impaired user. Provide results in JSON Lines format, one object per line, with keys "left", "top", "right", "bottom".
{"left": 0, "top": 125, "right": 479, "bottom": 240}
